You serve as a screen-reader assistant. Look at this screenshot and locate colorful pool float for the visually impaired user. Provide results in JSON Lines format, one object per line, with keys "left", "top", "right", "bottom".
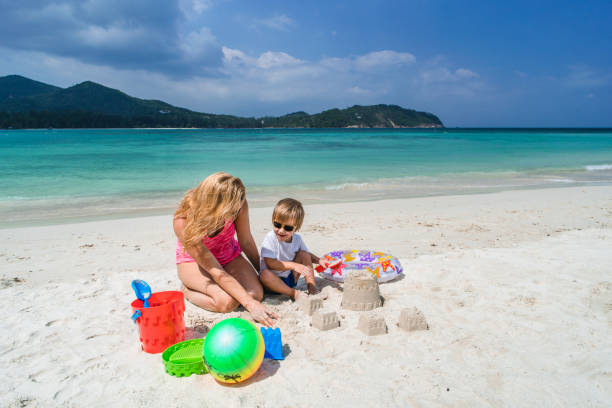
{"left": 315, "top": 250, "right": 403, "bottom": 283}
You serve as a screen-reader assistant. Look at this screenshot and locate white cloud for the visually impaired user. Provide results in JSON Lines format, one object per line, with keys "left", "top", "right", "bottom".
{"left": 0, "top": 42, "right": 484, "bottom": 120}
{"left": 256, "top": 51, "right": 302, "bottom": 69}
{"left": 192, "top": 0, "right": 212, "bottom": 13}
{"left": 1, "top": 1, "right": 221, "bottom": 76}
{"left": 17, "top": 2, "right": 75, "bottom": 24}
{"left": 180, "top": 27, "right": 219, "bottom": 61}
{"left": 417, "top": 66, "right": 485, "bottom": 100}
{"left": 179, "top": 0, "right": 212, "bottom": 17}
{"left": 421, "top": 67, "right": 479, "bottom": 84}
{"left": 355, "top": 50, "right": 415, "bottom": 71}
{"left": 455, "top": 68, "right": 478, "bottom": 79}
{"left": 319, "top": 57, "right": 352, "bottom": 72}
{"left": 258, "top": 14, "right": 295, "bottom": 31}
{"left": 563, "top": 65, "right": 611, "bottom": 89}
{"left": 348, "top": 86, "right": 372, "bottom": 95}
{"left": 78, "top": 25, "right": 148, "bottom": 47}
{"left": 222, "top": 46, "right": 255, "bottom": 67}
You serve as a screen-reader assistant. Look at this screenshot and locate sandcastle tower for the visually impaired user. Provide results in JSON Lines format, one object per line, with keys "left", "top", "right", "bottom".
{"left": 341, "top": 270, "right": 382, "bottom": 311}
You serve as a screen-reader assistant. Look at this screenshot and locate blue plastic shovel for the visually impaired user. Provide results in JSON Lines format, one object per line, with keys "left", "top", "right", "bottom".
{"left": 131, "top": 279, "right": 152, "bottom": 308}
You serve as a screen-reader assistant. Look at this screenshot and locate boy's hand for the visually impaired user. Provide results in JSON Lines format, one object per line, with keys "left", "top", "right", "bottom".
{"left": 306, "top": 282, "right": 319, "bottom": 295}
{"left": 320, "top": 258, "right": 342, "bottom": 269}
{"left": 319, "top": 258, "right": 331, "bottom": 269}
{"left": 295, "top": 263, "right": 314, "bottom": 277}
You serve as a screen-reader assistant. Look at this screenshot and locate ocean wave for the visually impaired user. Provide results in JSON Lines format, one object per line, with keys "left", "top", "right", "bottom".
{"left": 541, "top": 178, "right": 576, "bottom": 183}
{"left": 323, "top": 175, "right": 444, "bottom": 191}
{"left": 585, "top": 164, "right": 612, "bottom": 171}
{"left": 0, "top": 196, "right": 31, "bottom": 200}
{"left": 325, "top": 182, "right": 371, "bottom": 191}
{"left": 320, "top": 171, "right": 597, "bottom": 193}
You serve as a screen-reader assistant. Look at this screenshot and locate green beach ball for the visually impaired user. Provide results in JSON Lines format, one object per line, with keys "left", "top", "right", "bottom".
{"left": 202, "top": 318, "right": 265, "bottom": 384}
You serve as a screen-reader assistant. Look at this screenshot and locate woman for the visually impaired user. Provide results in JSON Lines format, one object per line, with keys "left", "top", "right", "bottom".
{"left": 173, "top": 172, "right": 277, "bottom": 326}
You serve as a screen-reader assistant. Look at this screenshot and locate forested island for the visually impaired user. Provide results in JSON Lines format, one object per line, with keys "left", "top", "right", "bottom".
{"left": 0, "top": 75, "right": 443, "bottom": 129}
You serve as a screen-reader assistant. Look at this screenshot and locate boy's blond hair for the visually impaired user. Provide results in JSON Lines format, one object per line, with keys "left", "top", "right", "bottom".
{"left": 175, "top": 172, "right": 245, "bottom": 248}
{"left": 272, "top": 198, "right": 304, "bottom": 231}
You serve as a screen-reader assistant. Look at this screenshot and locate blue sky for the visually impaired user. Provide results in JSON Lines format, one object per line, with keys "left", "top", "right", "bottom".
{"left": 0, "top": 0, "right": 611, "bottom": 126}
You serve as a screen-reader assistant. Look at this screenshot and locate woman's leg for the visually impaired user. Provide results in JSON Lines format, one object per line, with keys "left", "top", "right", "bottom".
{"left": 178, "top": 254, "right": 263, "bottom": 313}
{"left": 177, "top": 262, "right": 239, "bottom": 313}
{"left": 223, "top": 255, "right": 264, "bottom": 301}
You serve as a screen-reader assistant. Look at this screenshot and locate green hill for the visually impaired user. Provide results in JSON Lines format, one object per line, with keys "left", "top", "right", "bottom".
{"left": 0, "top": 75, "right": 61, "bottom": 100}
{"left": 0, "top": 78, "right": 185, "bottom": 116}
{"left": 0, "top": 75, "right": 443, "bottom": 129}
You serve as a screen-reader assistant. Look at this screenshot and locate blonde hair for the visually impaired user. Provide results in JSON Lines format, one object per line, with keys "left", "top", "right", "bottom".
{"left": 272, "top": 198, "right": 304, "bottom": 231}
{"left": 175, "top": 172, "right": 245, "bottom": 248}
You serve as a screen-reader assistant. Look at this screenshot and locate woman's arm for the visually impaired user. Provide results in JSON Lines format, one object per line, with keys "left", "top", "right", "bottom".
{"left": 234, "top": 200, "right": 261, "bottom": 272}
{"left": 173, "top": 217, "right": 258, "bottom": 310}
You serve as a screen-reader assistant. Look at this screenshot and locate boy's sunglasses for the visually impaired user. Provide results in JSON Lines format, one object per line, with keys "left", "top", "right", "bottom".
{"left": 273, "top": 221, "right": 294, "bottom": 232}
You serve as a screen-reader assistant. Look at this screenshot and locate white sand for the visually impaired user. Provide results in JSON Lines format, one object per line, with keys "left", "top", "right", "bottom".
{"left": 1, "top": 186, "right": 611, "bottom": 407}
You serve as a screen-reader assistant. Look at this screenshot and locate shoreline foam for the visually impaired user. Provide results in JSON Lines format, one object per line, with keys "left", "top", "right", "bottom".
{"left": 3, "top": 174, "right": 612, "bottom": 228}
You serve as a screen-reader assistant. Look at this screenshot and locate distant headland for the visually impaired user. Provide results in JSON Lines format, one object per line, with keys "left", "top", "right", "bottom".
{"left": 0, "top": 75, "right": 443, "bottom": 129}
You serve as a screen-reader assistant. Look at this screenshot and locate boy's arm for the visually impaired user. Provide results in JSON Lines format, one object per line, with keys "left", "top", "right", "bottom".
{"left": 263, "top": 257, "right": 311, "bottom": 275}
{"left": 308, "top": 252, "right": 320, "bottom": 264}
{"left": 296, "top": 237, "right": 320, "bottom": 266}
{"left": 308, "top": 251, "right": 335, "bottom": 268}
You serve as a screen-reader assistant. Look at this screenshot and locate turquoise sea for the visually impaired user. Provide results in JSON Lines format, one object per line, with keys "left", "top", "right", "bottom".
{"left": 1, "top": 128, "right": 612, "bottom": 227}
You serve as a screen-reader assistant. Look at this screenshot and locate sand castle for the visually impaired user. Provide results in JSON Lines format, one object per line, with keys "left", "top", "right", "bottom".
{"left": 298, "top": 296, "right": 323, "bottom": 316}
{"left": 357, "top": 313, "right": 387, "bottom": 336}
{"left": 302, "top": 268, "right": 428, "bottom": 335}
{"left": 311, "top": 310, "right": 340, "bottom": 331}
{"left": 341, "top": 270, "right": 383, "bottom": 311}
{"left": 398, "top": 307, "right": 429, "bottom": 331}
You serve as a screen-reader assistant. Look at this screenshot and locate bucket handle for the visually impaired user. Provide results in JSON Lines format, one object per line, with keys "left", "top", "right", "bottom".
{"left": 131, "top": 310, "right": 142, "bottom": 323}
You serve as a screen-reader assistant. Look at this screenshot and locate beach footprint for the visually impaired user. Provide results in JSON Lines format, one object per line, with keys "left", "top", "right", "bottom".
{"left": 587, "top": 281, "right": 612, "bottom": 321}
{"left": 1, "top": 277, "right": 25, "bottom": 289}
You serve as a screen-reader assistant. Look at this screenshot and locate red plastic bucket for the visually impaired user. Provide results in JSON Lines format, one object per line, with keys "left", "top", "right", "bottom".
{"left": 131, "top": 291, "right": 185, "bottom": 354}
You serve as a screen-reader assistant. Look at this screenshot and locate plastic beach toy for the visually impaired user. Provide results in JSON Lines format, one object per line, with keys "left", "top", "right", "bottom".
{"left": 131, "top": 279, "right": 152, "bottom": 307}
{"left": 162, "top": 339, "right": 207, "bottom": 377}
{"left": 131, "top": 291, "right": 185, "bottom": 353}
{"left": 260, "top": 327, "right": 284, "bottom": 360}
{"left": 315, "top": 250, "right": 403, "bottom": 283}
{"left": 203, "top": 318, "right": 265, "bottom": 383}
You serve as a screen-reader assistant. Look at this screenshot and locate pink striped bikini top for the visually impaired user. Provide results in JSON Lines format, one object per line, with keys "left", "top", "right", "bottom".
{"left": 176, "top": 219, "right": 242, "bottom": 266}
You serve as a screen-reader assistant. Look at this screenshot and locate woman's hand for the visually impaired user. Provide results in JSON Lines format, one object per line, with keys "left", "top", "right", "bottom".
{"left": 245, "top": 299, "right": 278, "bottom": 327}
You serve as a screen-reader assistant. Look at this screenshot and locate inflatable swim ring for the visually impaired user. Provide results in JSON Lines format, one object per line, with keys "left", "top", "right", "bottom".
{"left": 315, "top": 250, "right": 403, "bottom": 283}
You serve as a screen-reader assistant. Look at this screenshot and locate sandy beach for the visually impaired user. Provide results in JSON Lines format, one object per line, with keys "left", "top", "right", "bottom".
{"left": 1, "top": 186, "right": 611, "bottom": 407}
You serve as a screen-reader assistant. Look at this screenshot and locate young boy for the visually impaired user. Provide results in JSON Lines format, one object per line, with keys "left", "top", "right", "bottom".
{"left": 259, "top": 198, "right": 330, "bottom": 300}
